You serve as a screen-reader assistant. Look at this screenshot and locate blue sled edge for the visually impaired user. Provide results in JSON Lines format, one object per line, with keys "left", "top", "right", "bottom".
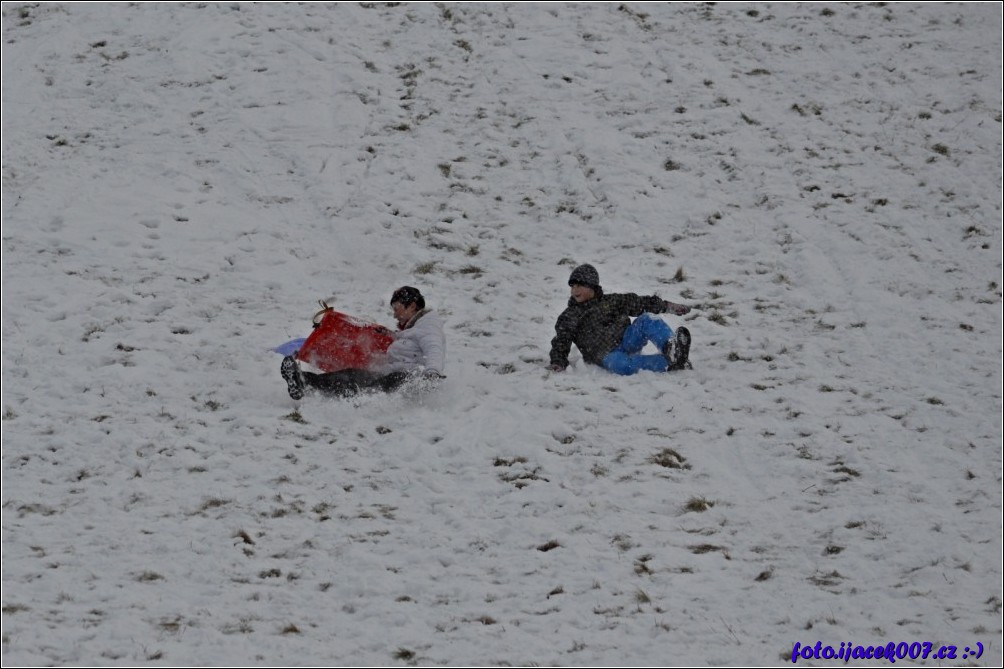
{"left": 272, "top": 338, "right": 307, "bottom": 356}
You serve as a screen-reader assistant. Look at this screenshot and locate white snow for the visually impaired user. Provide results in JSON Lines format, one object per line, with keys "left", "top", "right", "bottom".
{"left": 2, "top": 2, "right": 1001, "bottom": 666}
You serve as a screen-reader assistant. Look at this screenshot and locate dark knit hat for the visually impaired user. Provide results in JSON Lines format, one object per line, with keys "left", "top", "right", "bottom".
{"left": 391, "top": 286, "right": 425, "bottom": 309}
{"left": 568, "top": 264, "right": 600, "bottom": 290}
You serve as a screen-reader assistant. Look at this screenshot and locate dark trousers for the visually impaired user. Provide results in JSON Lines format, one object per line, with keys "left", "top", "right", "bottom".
{"left": 302, "top": 369, "right": 410, "bottom": 398}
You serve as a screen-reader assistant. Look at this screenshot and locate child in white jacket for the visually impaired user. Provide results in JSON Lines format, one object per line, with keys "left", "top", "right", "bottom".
{"left": 281, "top": 286, "right": 445, "bottom": 399}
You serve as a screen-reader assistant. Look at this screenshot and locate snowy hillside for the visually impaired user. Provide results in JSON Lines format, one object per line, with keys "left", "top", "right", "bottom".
{"left": 2, "top": 2, "right": 1001, "bottom": 666}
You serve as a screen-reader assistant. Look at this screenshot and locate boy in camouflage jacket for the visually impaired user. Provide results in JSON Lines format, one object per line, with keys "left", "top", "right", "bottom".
{"left": 548, "top": 264, "right": 692, "bottom": 375}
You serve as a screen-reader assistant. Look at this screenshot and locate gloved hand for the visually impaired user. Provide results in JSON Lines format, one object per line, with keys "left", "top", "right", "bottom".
{"left": 664, "top": 300, "right": 691, "bottom": 316}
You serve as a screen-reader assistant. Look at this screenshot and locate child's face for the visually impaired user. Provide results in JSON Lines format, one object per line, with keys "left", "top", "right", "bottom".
{"left": 392, "top": 301, "right": 417, "bottom": 324}
{"left": 569, "top": 283, "right": 595, "bottom": 303}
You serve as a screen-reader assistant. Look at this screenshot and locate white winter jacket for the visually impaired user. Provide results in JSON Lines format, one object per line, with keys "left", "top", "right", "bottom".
{"left": 380, "top": 309, "right": 446, "bottom": 375}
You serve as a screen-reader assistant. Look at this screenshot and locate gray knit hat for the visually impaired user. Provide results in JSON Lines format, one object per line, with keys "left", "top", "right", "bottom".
{"left": 568, "top": 264, "right": 600, "bottom": 290}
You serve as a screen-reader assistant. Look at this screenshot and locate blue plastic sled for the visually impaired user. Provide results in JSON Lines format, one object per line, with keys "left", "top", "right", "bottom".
{"left": 272, "top": 338, "right": 307, "bottom": 356}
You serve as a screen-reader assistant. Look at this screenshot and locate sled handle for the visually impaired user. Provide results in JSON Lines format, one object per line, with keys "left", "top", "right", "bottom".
{"left": 312, "top": 300, "right": 334, "bottom": 328}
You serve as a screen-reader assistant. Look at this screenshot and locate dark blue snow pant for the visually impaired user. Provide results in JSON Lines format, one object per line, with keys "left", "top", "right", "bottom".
{"left": 302, "top": 369, "right": 410, "bottom": 397}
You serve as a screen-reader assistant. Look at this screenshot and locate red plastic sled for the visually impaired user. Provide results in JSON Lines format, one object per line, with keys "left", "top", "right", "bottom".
{"left": 295, "top": 307, "right": 394, "bottom": 373}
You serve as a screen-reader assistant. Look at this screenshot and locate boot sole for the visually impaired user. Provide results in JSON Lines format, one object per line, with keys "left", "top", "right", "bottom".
{"left": 673, "top": 327, "right": 691, "bottom": 371}
{"left": 281, "top": 357, "right": 305, "bottom": 400}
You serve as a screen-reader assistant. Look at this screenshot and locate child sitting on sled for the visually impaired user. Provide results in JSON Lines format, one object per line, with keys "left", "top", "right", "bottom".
{"left": 280, "top": 286, "right": 445, "bottom": 399}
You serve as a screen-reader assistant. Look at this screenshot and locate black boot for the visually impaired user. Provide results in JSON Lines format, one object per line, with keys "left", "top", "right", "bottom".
{"left": 665, "top": 327, "right": 691, "bottom": 371}
{"left": 280, "top": 356, "right": 305, "bottom": 400}
{"left": 674, "top": 327, "right": 691, "bottom": 370}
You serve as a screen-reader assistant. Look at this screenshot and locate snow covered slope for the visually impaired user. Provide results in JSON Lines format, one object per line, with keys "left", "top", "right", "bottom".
{"left": 2, "top": 3, "right": 1001, "bottom": 665}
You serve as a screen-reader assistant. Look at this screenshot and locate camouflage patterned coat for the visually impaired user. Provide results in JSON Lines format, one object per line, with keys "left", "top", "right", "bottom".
{"left": 549, "top": 289, "right": 671, "bottom": 368}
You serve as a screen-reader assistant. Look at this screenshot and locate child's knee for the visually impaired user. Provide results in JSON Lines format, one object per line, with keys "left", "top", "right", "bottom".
{"left": 601, "top": 352, "right": 638, "bottom": 376}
